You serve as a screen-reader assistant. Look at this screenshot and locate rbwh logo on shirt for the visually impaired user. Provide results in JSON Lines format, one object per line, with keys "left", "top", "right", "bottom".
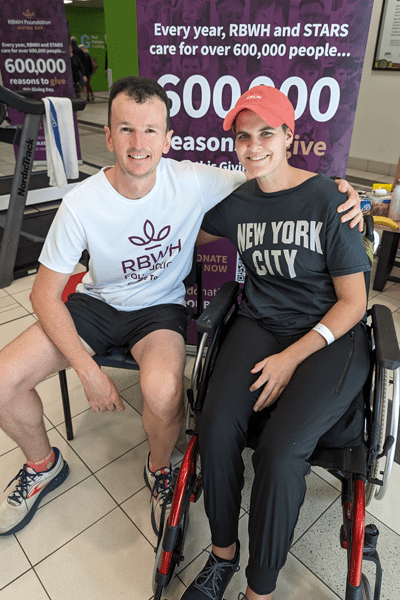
{"left": 121, "top": 220, "right": 182, "bottom": 280}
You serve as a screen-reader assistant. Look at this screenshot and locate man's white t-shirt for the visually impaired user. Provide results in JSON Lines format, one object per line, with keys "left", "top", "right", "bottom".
{"left": 39, "top": 158, "right": 245, "bottom": 311}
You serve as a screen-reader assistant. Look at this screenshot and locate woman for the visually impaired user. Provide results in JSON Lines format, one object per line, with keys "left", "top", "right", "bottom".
{"left": 182, "top": 86, "right": 371, "bottom": 600}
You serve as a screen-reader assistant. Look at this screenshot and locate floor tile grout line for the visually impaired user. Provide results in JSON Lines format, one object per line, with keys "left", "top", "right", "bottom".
{"left": 0, "top": 309, "right": 34, "bottom": 325}
{"left": 52, "top": 419, "right": 148, "bottom": 477}
{"left": 365, "top": 507, "right": 400, "bottom": 539}
{"left": 290, "top": 496, "right": 341, "bottom": 550}
{"left": 118, "top": 501, "right": 158, "bottom": 550}
{"left": 312, "top": 468, "right": 344, "bottom": 493}
{"left": 27, "top": 505, "right": 121, "bottom": 570}
{"left": 0, "top": 566, "right": 32, "bottom": 594}
{"left": 34, "top": 473, "right": 93, "bottom": 513}
{"left": 0, "top": 302, "right": 29, "bottom": 317}
{"left": 31, "top": 566, "right": 52, "bottom": 600}
{"left": 287, "top": 549, "right": 344, "bottom": 600}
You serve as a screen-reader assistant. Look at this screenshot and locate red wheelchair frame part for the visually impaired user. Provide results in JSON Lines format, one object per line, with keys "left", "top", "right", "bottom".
{"left": 157, "top": 434, "right": 199, "bottom": 576}
{"left": 348, "top": 477, "right": 366, "bottom": 588}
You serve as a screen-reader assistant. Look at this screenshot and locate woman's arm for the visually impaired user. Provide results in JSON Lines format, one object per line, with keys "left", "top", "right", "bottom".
{"left": 250, "top": 271, "right": 367, "bottom": 411}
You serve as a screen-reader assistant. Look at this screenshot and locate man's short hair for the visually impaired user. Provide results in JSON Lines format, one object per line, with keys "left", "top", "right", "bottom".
{"left": 108, "top": 76, "right": 171, "bottom": 132}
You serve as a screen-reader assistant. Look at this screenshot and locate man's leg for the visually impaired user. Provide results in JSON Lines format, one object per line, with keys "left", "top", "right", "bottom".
{"left": 0, "top": 321, "right": 73, "bottom": 460}
{"left": 0, "top": 321, "right": 92, "bottom": 535}
{"left": 131, "top": 329, "right": 186, "bottom": 471}
{"left": 131, "top": 328, "right": 186, "bottom": 535}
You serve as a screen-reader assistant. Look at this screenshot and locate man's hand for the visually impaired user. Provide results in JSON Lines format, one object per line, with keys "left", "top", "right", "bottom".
{"left": 335, "top": 179, "right": 363, "bottom": 232}
{"left": 79, "top": 369, "right": 125, "bottom": 414}
{"left": 250, "top": 351, "right": 299, "bottom": 411}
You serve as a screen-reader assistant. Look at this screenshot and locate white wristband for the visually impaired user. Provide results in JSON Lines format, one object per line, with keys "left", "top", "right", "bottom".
{"left": 312, "top": 323, "right": 335, "bottom": 346}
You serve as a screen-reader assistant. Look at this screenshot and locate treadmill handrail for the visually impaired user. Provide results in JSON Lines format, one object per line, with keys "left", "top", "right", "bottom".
{"left": 0, "top": 85, "right": 86, "bottom": 115}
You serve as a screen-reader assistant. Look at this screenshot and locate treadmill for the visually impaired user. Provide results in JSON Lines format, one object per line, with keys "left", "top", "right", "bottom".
{"left": 0, "top": 86, "right": 86, "bottom": 288}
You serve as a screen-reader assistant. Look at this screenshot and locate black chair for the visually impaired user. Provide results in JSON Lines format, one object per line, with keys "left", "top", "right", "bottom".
{"left": 373, "top": 229, "right": 400, "bottom": 291}
{"left": 58, "top": 249, "right": 203, "bottom": 440}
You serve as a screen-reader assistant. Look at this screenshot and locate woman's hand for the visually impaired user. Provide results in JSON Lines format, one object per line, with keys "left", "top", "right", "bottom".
{"left": 250, "top": 351, "right": 299, "bottom": 411}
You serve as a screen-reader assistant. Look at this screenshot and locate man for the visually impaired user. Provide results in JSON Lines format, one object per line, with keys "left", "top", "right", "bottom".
{"left": 0, "top": 76, "right": 361, "bottom": 539}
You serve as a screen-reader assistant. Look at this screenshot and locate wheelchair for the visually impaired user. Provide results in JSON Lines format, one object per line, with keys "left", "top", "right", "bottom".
{"left": 152, "top": 230, "right": 400, "bottom": 600}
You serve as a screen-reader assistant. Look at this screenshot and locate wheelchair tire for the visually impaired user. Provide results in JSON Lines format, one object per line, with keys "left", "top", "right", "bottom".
{"left": 360, "top": 573, "right": 374, "bottom": 600}
{"left": 152, "top": 505, "right": 190, "bottom": 595}
{"left": 365, "top": 368, "right": 390, "bottom": 507}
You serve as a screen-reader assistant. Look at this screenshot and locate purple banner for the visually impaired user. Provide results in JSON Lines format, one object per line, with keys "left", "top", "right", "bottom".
{"left": 137, "top": 0, "right": 375, "bottom": 342}
{"left": 138, "top": 0, "right": 374, "bottom": 176}
{"left": 0, "top": 0, "right": 80, "bottom": 162}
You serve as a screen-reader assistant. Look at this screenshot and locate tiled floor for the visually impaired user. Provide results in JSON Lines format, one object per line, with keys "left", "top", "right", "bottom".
{"left": 1, "top": 99, "right": 400, "bottom": 600}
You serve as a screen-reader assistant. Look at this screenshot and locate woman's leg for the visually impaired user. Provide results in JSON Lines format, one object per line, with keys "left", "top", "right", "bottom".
{"left": 245, "top": 323, "right": 370, "bottom": 595}
{"left": 199, "top": 316, "right": 284, "bottom": 550}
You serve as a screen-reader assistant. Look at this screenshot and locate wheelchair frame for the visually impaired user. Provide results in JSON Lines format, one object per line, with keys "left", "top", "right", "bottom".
{"left": 153, "top": 280, "right": 400, "bottom": 600}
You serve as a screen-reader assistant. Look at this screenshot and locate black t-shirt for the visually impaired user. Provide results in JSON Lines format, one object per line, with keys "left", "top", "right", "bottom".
{"left": 201, "top": 174, "right": 370, "bottom": 335}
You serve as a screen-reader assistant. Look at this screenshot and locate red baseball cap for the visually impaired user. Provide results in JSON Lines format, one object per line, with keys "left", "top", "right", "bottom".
{"left": 223, "top": 85, "right": 295, "bottom": 134}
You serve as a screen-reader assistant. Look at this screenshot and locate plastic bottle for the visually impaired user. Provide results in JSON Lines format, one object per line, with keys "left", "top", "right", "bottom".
{"left": 391, "top": 178, "right": 400, "bottom": 217}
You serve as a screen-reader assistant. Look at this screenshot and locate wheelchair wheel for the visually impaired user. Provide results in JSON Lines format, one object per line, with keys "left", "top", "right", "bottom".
{"left": 360, "top": 573, "right": 373, "bottom": 600}
{"left": 365, "top": 368, "right": 390, "bottom": 507}
{"left": 152, "top": 504, "right": 189, "bottom": 595}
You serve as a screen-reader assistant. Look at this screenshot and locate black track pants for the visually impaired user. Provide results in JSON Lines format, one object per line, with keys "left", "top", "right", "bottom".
{"left": 198, "top": 316, "right": 370, "bottom": 595}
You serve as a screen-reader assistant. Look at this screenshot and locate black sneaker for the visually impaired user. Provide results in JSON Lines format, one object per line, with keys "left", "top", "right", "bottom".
{"left": 181, "top": 541, "right": 240, "bottom": 599}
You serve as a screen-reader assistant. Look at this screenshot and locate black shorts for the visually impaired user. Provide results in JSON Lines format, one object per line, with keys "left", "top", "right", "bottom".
{"left": 65, "top": 293, "right": 191, "bottom": 356}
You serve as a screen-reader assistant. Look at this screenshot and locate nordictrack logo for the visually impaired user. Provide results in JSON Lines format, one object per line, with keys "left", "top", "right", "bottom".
{"left": 122, "top": 220, "right": 181, "bottom": 281}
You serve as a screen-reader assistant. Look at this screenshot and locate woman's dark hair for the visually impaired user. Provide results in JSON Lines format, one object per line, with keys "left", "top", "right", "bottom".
{"left": 108, "top": 76, "right": 170, "bottom": 131}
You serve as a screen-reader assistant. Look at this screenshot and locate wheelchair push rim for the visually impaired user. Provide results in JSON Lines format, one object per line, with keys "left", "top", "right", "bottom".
{"left": 365, "top": 365, "right": 397, "bottom": 506}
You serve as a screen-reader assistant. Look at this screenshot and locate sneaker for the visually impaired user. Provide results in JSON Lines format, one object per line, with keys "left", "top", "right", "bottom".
{"left": 181, "top": 541, "right": 240, "bottom": 599}
{"left": 0, "top": 447, "right": 69, "bottom": 536}
{"left": 143, "top": 454, "right": 172, "bottom": 536}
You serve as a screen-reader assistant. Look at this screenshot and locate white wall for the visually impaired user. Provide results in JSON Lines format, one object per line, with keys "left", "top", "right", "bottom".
{"left": 349, "top": 0, "right": 400, "bottom": 169}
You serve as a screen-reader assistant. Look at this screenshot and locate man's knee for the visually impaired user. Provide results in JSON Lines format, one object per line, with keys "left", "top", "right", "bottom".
{"left": 142, "top": 371, "right": 184, "bottom": 420}
{"left": 0, "top": 321, "right": 67, "bottom": 401}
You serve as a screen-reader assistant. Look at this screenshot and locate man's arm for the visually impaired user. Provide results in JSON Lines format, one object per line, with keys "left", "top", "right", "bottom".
{"left": 334, "top": 178, "right": 363, "bottom": 232}
{"left": 31, "top": 265, "right": 124, "bottom": 413}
